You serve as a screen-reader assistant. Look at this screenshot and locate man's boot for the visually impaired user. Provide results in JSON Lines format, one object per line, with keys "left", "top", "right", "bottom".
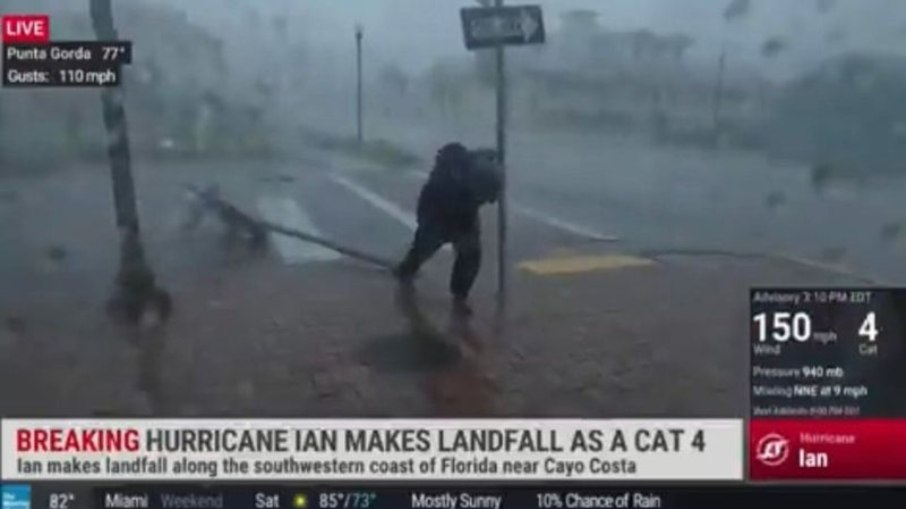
{"left": 452, "top": 295, "right": 473, "bottom": 317}
{"left": 393, "top": 263, "right": 417, "bottom": 288}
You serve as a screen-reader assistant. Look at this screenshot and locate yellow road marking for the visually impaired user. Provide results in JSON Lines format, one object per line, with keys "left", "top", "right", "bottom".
{"left": 519, "top": 254, "right": 656, "bottom": 275}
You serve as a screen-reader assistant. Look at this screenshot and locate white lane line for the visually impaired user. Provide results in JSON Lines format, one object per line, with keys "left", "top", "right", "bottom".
{"left": 406, "top": 169, "right": 430, "bottom": 180}
{"left": 256, "top": 196, "right": 340, "bottom": 264}
{"left": 330, "top": 174, "right": 417, "bottom": 230}
{"left": 329, "top": 173, "right": 451, "bottom": 252}
{"left": 512, "top": 205, "right": 619, "bottom": 242}
{"left": 405, "top": 170, "right": 619, "bottom": 242}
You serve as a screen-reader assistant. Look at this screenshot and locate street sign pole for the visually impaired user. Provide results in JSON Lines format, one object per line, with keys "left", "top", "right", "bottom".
{"left": 494, "top": 0, "right": 508, "bottom": 313}
{"left": 460, "top": 2, "right": 544, "bottom": 313}
{"left": 355, "top": 24, "right": 364, "bottom": 145}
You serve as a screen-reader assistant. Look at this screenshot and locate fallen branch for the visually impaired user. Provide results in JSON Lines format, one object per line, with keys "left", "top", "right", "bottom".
{"left": 187, "top": 185, "right": 397, "bottom": 270}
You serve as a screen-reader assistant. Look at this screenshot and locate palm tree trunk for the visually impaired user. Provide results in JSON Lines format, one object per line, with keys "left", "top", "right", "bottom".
{"left": 90, "top": 0, "right": 170, "bottom": 324}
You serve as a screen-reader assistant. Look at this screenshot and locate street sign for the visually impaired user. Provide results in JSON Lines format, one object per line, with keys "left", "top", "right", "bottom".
{"left": 460, "top": 5, "right": 545, "bottom": 50}
{"left": 461, "top": 1, "right": 542, "bottom": 313}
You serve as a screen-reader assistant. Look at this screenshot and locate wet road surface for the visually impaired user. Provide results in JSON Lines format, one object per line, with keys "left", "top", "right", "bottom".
{"left": 0, "top": 137, "right": 872, "bottom": 417}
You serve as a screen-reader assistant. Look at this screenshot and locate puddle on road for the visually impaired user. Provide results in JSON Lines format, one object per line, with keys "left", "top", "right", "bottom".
{"left": 353, "top": 285, "right": 501, "bottom": 416}
{"left": 358, "top": 287, "right": 462, "bottom": 373}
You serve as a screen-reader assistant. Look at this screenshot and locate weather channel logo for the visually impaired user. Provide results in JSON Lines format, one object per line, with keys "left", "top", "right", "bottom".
{"left": 756, "top": 433, "right": 791, "bottom": 467}
{"left": 1, "top": 485, "right": 31, "bottom": 509}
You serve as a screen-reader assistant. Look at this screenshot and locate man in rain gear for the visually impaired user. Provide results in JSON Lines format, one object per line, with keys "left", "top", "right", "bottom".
{"left": 394, "top": 143, "right": 501, "bottom": 316}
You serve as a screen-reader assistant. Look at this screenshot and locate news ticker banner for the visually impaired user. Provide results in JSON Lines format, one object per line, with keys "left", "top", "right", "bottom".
{"left": 2, "top": 14, "right": 131, "bottom": 87}
{"left": 5, "top": 485, "right": 906, "bottom": 509}
{"left": 749, "top": 288, "right": 906, "bottom": 480}
{"left": 0, "top": 420, "right": 743, "bottom": 482}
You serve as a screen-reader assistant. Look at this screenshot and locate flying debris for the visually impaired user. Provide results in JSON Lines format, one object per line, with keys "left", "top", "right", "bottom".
{"left": 880, "top": 222, "right": 904, "bottom": 245}
{"left": 819, "top": 247, "right": 847, "bottom": 263}
{"left": 761, "top": 37, "right": 787, "bottom": 58}
{"left": 45, "top": 245, "right": 68, "bottom": 263}
{"left": 826, "top": 27, "right": 847, "bottom": 44}
{"left": 246, "top": 8, "right": 260, "bottom": 27}
{"left": 764, "top": 191, "right": 786, "bottom": 211}
{"left": 4, "top": 315, "right": 26, "bottom": 335}
{"left": 723, "top": 0, "right": 750, "bottom": 21}
{"left": 810, "top": 163, "right": 835, "bottom": 193}
{"left": 273, "top": 17, "right": 287, "bottom": 38}
{"left": 815, "top": 0, "right": 837, "bottom": 14}
{"left": 255, "top": 79, "right": 273, "bottom": 96}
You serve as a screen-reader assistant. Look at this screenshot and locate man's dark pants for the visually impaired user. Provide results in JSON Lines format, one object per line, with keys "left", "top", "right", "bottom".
{"left": 396, "top": 220, "right": 481, "bottom": 300}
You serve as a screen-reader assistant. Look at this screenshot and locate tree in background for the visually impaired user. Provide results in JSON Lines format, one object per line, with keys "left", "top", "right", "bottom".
{"left": 426, "top": 62, "right": 466, "bottom": 119}
{"left": 379, "top": 64, "right": 410, "bottom": 98}
{"left": 723, "top": 0, "right": 751, "bottom": 21}
{"left": 770, "top": 53, "right": 906, "bottom": 173}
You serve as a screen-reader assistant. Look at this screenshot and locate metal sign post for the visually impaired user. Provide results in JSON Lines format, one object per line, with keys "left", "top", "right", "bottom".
{"left": 494, "top": 0, "right": 508, "bottom": 312}
{"left": 460, "top": 2, "right": 545, "bottom": 312}
{"left": 355, "top": 24, "right": 364, "bottom": 145}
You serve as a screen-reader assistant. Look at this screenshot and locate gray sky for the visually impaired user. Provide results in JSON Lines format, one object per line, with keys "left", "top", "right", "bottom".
{"left": 295, "top": 0, "right": 906, "bottom": 70}
{"left": 160, "top": 0, "right": 906, "bottom": 78}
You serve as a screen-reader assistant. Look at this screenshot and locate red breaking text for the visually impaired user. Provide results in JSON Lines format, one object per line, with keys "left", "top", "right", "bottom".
{"left": 16, "top": 428, "right": 140, "bottom": 452}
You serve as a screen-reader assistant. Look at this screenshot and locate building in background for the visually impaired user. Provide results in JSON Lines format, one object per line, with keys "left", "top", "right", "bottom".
{"left": 511, "top": 9, "right": 774, "bottom": 139}
{"left": 768, "top": 52, "right": 906, "bottom": 172}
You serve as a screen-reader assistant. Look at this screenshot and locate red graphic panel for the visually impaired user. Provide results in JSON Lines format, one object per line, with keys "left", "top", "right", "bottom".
{"left": 750, "top": 419, "right": 906, "bottom": 480}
